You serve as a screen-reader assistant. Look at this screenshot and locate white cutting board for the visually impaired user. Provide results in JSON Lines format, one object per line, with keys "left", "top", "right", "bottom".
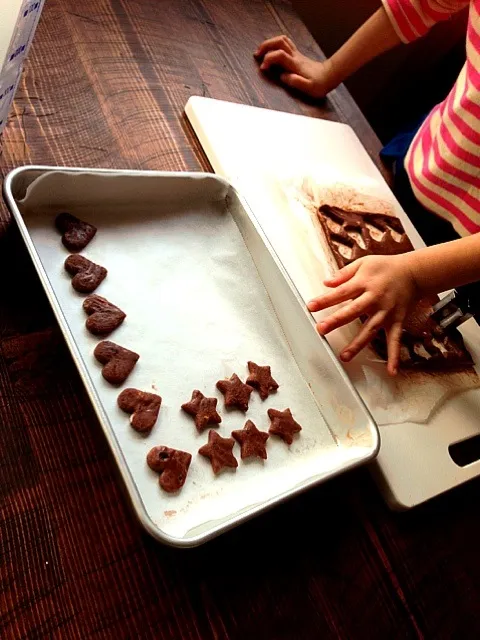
{"left": 185, "top": 96, "right": 480, "bottom": 508}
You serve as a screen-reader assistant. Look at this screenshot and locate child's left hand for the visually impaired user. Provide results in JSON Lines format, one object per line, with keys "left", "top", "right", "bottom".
{"left": 254, "top": 36, "right": 338, "bottom": 98}
{"left": 307, "top": 254, "right": 419, "bottom": 375}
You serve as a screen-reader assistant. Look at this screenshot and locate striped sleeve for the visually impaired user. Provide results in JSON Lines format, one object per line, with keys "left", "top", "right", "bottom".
{"left": 382, "top": 0, "right": 470, "bottom": 42}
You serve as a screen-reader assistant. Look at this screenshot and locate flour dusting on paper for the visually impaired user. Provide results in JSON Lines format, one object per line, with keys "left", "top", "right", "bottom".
{"left": 296, "top": 175, "right": 394, "bottom": 216}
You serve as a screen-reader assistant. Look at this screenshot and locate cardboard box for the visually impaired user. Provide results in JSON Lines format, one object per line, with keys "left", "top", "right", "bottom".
{"left": 0, "top": 66, "right": 22, "bottom": 131}
{"left": 0, "top": 0, "right": 45, "bottom": 134}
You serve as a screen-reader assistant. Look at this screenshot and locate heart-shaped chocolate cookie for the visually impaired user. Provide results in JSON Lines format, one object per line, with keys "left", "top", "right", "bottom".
{"left": 118, "top": 388, "right": 162, "bottom": 433}
{"left": 94, "top": 340, "right": 139, "bottom": 385}
{"left": 64, "top": 255, "right": 107, "bottom": 293}
{"left": 83, "top": 294, "right": 126, "bottom": 336}
{"left": 147, "top": 446, "right": 192, "bottom": 493}
{"left": 55, "top": 212, "right": 97, "bottom": 252}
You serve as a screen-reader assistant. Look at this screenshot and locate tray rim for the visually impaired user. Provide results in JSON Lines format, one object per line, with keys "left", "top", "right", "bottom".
{"left": 3, "top": 164, "right": 380, "bottom": 547}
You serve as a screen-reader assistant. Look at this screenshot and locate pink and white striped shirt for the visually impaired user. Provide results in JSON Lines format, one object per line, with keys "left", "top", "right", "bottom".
{"left": 382, "top": 0, "right": 480, "bottom": 236}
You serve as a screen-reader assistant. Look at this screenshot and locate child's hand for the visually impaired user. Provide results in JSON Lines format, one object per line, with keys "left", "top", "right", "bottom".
{"left": 254, "top": 36, "right": 337, "bottom": 98}
{"left": 307, "top": 255, "right": 419, "bottom": 376}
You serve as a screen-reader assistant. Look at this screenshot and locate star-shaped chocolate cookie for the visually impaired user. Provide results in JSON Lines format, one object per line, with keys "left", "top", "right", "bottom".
{"left": 267, "top": 408, "right": 302, "bottom": 445}
{"left": 198, "top": 430, "right": 238, "bottom": 474}
{"left": 246, "top": 361, "right": 279, "bottom": 400}
{"left": 182, "top": 390, "right": 222, "bottom": 432}
{"left": 216, "top": 373, "right": 253, "bottom": 411}
{"left": 232, "top": 420, "right": 269, "bottom": 460}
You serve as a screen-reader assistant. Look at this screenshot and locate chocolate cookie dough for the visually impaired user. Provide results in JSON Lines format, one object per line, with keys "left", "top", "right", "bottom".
{"left": 118, "top": 388, "right": 162, "bottom": 433}
{"left": 216, "top": 373, "right": 253, "bottom": 411}
{"left": 147, "top": 446, "right": 192, "bottom": 493}
{"left": 181, "top": 390, "right": 222, "bottom": 432}
{"left": 94, "top": 340, "right": 139, "bottom": 384}
{"left": 64, "top": 255, "right": 107, "bottom": 293}
{"left": 232, "top": 420, "right": 269, "bottom": 460}
{"left": 55, "top": 212, "right": 97, "bottom": 252}
{"left": 371, "top": 296, "right": 474, "bottom": 371}
{"left": 317, "top": 205, "right": 473, "bottom": 371}
{"left": 246, "top": 361, "right": 279, "bottom": 400}
{"left": 83, "top": 294, "right": 126, "bottom": 336}
{"left": 267, "top": 408, "right": 302, "bottom": 445}
{"left": 198, "top": 430, "right": 238, "bottom": 474}
{"left": 317, "top": 205, "right": 413, "bottom": 269}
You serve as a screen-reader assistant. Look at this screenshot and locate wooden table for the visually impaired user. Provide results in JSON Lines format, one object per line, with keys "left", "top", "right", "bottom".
{"left": 1, "top": 1, "right": 480, "bottom": 638}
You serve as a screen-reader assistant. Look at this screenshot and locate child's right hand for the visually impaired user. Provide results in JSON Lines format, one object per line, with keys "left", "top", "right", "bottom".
{"left": 307, "top": 254, "right": 420, "bottom": 376}
{"left": 254, "top": 36, "right": 338, "bottom": 99}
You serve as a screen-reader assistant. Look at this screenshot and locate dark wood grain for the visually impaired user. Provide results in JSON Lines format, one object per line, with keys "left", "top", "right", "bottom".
{"left": 0, "top": 1, "right": 479, "bottom": 639}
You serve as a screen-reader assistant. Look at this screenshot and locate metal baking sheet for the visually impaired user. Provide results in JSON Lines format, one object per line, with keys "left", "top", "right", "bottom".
{"left": 4, "top": 166, "right": 379, "bottom": 546}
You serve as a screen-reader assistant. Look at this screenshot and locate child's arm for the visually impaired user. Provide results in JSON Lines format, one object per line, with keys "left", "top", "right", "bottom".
{"left": 307, "top": 234, "right": 480, "bottom": 375}
{"left": 255, "top": 8, "right": 401, "bottom": 98}
{"left": 256, "top": 1, "right": 470, "bottom": 98}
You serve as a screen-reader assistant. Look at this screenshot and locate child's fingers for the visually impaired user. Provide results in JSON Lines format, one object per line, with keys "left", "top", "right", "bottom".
{"left": 279, "top": 72, "right": 313, "bottom": 94}
{"left": 386, "top": 321, "right": 403, "bottom": 376}
{"left": 260, "top": 50, "right": 295, "bottom": 72}
{"left": 307, "top": 282, "right": 358, "bottom": 312}
{"left": 324, "top": 262, "right": 360, "bottom": 288}
{"left": 255, "top": 35, "right": 294, "bottom": 59}
{"left": 255, "top": 36, "right": 293, "bottom": 59}
{"left": 339, "top": 310, "right": 387, "bottom": 362}
{"left": 315, "top": 292, "right": 373, "bottom": 335}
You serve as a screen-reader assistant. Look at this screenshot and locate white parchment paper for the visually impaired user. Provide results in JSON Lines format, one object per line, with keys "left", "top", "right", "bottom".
{"left": 17, "top": 170, "right": 361, "bottom": 542}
